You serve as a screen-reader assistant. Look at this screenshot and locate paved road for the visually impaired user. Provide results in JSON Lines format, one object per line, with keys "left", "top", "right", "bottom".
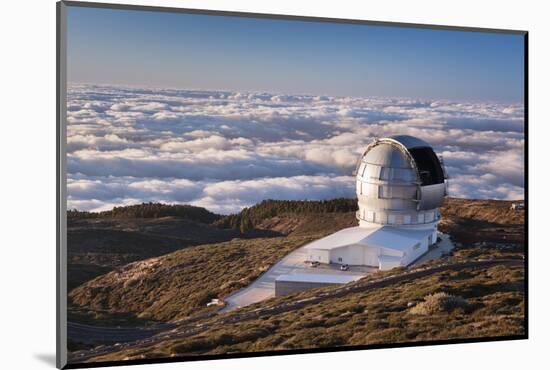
{"left": 67, "top": 322, "right": 176, "bottom": 345}
{"left": 220, "top": 244, "right": 368, "bottom": 312}
{"left": 67, "top": 312, "right": 216, "bottom": 346}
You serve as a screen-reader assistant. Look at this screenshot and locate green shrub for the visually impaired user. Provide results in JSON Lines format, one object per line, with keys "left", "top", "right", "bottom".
{"left": 410, "top": 292, "right": 468, "bottom": 315}
{"left": 215, "top": 333, "right": 237, "bottom": 346}
{"left": 349, "top": 304, "right": 366, "bottom": 314}
{"left": 170, "top": 338, "right": 212, "bottom": 354}
{"left": 297, "top": 319, "right": 326, "bottom": 329}
{"left": 237, "top": 327, "right": 272, "bottom": 342}
{"left": 325, "top": 317, "right": 347, "bottom": 326}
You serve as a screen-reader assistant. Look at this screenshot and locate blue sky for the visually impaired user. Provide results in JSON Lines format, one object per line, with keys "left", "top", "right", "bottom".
{"left": 67, "top": 6, "right": 525, "bottom": 102}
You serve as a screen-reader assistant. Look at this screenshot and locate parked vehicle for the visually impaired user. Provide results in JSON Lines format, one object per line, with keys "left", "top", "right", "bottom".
{"left": 310, "top": 261, "right": 320, "bottom": 267}
{"left": 340, "top": 264, "right": 349, "bottom": 271}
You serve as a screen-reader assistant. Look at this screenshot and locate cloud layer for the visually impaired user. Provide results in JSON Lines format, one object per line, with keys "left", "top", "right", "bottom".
{"left": 67, "top": 85, "right": 525, "bottom": 214}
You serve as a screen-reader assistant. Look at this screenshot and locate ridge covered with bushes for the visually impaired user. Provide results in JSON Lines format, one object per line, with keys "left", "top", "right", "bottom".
{"left": 215, "top": 198, "right": 358, "bottom": 233}
{"left": 68, "top": 202, "right": 221, "bottom": 224}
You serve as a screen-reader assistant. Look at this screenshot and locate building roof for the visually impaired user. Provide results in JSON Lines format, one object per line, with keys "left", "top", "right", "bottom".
{"left": 303, "top": 226, "right": 433, "bottom": 253}
{"left": 366, "top": 226, "right": 432, "bottom": 251}
{"left": 275, "top": 273, "right": 362, "bottom": 284}
{"left": 303, "top": 226, "right": 380, "bottom": 250}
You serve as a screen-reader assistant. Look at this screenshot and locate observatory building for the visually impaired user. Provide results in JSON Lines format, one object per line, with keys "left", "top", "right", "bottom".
{"left": 304, "top": 135, "right": 447, "bottom": 271}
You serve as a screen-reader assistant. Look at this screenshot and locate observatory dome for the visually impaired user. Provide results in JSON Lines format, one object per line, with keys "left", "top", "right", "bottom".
{"left": 355, "top": 135, "right": 446, "bottom": 228}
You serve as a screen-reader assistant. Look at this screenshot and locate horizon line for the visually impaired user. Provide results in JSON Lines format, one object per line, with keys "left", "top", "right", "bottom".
{"left": 67, "top": 82, "right": 525, "bottom": 106}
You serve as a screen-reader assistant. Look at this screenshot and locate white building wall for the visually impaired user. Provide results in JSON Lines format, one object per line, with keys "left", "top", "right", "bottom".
{"left": 363, "top": 248, "right": 380, "bottom": 266}
{"left": 329, "top": 244, "right": 365, "bottom": 265}
{"left": 307, "top": 231, "right": 436, "bottom": 268}
{"left": 348, "top": 245, "right": 364, "bottom": 263}
{"left": 380, "top": 247, "right": 403, "bottom": 258}
{"left": 308, "top": 249, "right": 330, "bottom": 264}
{"left": 401, "top": 236, "right": 429, "bottom": 265}
{"left": 321, "top": 244, "right": 380, "bottom": 266}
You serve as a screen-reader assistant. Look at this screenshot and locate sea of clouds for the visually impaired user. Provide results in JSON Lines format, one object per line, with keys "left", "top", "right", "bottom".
{"left": 67, "top": 84, "right": 525, "bottom": 214}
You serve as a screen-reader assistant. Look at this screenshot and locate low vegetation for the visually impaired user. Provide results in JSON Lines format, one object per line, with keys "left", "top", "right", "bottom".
{"left": 215, "top": 198, "right": 358, "bottom": 233}
{"left": 69, "top": 235, "right": 318, "bottom": 322}
{"left": 439, "top": 198, "right": 524, "bottom": 225}
{"left": 409, "top": 292, "right": 468, "bottom": 315}
{"left": 68, "top": 202, "right": 221, "bottom": 224}
{"left": 439, "top": 198, "right": 525, "bottom": 247}
{"left": 67, "top": 197, "right": 525, "bottom": 362}
{"left": 67, "top": 214, "right": 240, "bottom": 290}
{"left": 84, "top": 261, "right": 524, "bottom": 362}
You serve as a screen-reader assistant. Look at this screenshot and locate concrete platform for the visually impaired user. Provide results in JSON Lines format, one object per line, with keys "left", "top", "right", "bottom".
{"left": 220, "top": 245, "right": 369, "bottom": 312}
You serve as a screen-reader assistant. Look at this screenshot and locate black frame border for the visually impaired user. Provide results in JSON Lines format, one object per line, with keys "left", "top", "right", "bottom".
{"left": 56, "top": 1, "right": 529, "bottom": 369}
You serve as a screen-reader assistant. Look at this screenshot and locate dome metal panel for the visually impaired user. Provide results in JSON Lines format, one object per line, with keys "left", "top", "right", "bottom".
{"left": 355, "top": 135, "right": 446, "bottom": 227}
{"left": 361, "top": 143, "right": 411, "bottom": 168}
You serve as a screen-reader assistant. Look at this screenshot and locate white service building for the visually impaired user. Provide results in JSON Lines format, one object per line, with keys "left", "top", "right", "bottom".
{"left": 305, "top": 135, "right": 447, "bottom": 271}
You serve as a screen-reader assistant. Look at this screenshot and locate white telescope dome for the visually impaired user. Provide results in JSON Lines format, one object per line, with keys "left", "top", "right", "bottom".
{"left": 355, "top": 135, "right": 447, "bottom": 228}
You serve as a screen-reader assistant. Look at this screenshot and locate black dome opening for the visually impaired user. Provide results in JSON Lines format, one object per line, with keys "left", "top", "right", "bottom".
{"left": 409, "top": 147, "right": 445, "bottom": 186}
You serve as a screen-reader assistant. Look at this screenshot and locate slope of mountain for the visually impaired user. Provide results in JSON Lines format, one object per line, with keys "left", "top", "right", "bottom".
{"left": 439, "top": 198, "right": 525, "bottom": 247}
{"left": 67, "top": 205, "right": 239, "bottom": 291}
{"left": 68, "top": 198, "right": 524, "bottom": 334}
{"left": 215, "top": 198, "right": 358, "bottom": 233}
{"left": 67, "top": 199, "right": 363, "bottom": 291}
{"left": 73, "top": 255, "right": 524, "bottom": 363}
{"left": 68, "top": 202, "right": 222, "bottom": 223}
{"left": 69, "top": 235, "right": 318, "bottom": 322}
{"left": 439, "top": 198, "right": 523, "bottom": 225}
